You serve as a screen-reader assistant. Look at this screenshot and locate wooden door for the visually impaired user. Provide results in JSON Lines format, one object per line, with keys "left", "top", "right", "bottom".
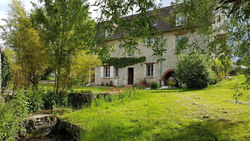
{"left": 128, "top": 68, "right": 134, "bottom": 85}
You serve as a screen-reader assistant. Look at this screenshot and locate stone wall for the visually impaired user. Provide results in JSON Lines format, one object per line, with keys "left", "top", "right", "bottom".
{"left": 95, "top": 30, "right": 205, "bottom": 86}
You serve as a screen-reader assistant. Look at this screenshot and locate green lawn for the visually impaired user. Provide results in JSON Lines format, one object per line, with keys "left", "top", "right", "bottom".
{"left": 39, "top": 82, "right": 109, "bottom": 93}
{"left": 61, "top": 76, "right": 250, "bottom": 141}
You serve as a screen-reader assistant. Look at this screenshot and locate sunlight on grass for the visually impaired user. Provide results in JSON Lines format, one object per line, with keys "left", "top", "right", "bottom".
{"left": 60, "top": 76, "right": 249, "bottom": 141}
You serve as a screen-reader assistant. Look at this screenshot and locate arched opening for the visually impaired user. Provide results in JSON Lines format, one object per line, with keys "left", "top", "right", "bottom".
{"left": 161, "top": 69, "right": 178, "bottom": 87}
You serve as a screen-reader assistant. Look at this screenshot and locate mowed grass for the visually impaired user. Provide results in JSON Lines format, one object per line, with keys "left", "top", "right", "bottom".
{"left": 39, "top": 82, "right": 109, "bottom": 93}
{"left": 61, "top": 76, "right": 250, "bottom": 141}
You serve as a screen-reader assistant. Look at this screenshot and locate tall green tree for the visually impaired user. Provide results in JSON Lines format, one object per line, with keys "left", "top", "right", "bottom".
{"left": 168, "top": 0, "right": 234, "bottom": 77}
{"left": 1, "top": 0, "right": 48, "bottom": 88}
{"left": 1, "top": 51, "right": 11, "bottom": 93}
{"left": 171, "top": 0, "right": 249, "bottom": 82}
{"left": 31, "top": 0, "right": 96, "bottom": 94}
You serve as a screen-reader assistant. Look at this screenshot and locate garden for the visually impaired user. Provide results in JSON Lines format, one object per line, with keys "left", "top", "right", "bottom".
{"left": 0, "top": 0, "right": 249, "bottom": 140}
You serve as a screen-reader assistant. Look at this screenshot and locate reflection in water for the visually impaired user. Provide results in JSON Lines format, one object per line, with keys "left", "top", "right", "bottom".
{"left": 20, "top": 128, "right": 75, "bottom": 141}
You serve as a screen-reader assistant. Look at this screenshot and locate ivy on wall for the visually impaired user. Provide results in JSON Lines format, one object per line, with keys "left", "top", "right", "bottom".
{"left": 103, "top": 56, "right": 146, "bottom": 68}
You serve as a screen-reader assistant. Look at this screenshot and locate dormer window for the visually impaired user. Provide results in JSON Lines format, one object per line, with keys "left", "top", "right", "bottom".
{"left": 146, "top": 37, "right": 155, "bottom": 46}
{"left": 127, "top": 50, "right": 134, "bottom": 57}
{"left": 176, "top": 35, "right": 188, "bottom": 54}
{"left": 176, "top": 13, "right": 184, "bottom": 26}
{"left": 105, "top": 29, "right": 110, "bottom": 38}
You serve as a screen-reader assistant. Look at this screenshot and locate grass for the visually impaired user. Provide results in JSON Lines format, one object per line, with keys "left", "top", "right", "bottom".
{"left": 39, "top": 82, "right": 109, "bottom": 93}
{"left": 60, "top": 76, "right": 250, "bottom": 141}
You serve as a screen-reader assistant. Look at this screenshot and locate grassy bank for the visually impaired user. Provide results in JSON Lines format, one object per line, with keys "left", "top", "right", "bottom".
{"left": 61, "top": 76, "right": 250, "bottom": 141}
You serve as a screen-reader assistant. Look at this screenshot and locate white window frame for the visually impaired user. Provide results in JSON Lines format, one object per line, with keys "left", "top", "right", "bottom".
{"left": 176, "top": 35, "right": 186, "bottom": 49}
{"left": 115, "top": 67, "right": 119, "bottom": 77}
{"left": 104, "top": 66, "right": 111, "bottom": 78}
{"left": 146, "top": 37, "right": 155, "bottom": 46}
{"left": 146, "top": 64, "right": 154, "bottom": 77}
{"left": 176, "top": 13, "right": 184, "bottom": 26}
{"left": 105, "top": 29, "right": 110, "bottom": 38}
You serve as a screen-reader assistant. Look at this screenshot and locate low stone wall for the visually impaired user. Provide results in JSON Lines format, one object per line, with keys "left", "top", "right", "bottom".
{"left": 68, "top": 92, "right": 94, "bottom": 109}
{"left": 19, "top": 115, "right": 83, "bottom": 141}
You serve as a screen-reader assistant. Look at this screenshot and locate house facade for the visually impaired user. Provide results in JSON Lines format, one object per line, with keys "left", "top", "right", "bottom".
{"left": 93, "top": 6, "right": 224, "bottom": 86}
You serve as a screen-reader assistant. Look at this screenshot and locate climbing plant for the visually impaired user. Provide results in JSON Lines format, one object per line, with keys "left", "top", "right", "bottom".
{"left": 103, "top": 56, "right": 146, "bottom": 68}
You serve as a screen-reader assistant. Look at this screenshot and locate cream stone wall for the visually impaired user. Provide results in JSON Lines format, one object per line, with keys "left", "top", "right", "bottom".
{"left": 95, "top": 30, "right": 204, "bottom": 86}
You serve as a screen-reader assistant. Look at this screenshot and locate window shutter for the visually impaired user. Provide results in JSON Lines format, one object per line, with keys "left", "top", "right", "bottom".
{"left": 100, "top": 67, "right": 104, "bottom": 78}
{"left": 110, "top": 66, "right": 114, "bottom": 78}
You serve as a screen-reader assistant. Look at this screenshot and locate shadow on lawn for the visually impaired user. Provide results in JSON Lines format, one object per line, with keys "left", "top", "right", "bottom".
{"left": 161, "top": 119, "right": 242, "bottom": 141}
{"left": 79, "top": 118, "right": 246, "bottom": 141}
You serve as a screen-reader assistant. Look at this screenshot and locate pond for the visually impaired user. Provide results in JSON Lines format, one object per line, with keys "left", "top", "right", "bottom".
{"left": 20, "top": 128, "right": 75, "bottom": 141}
{"left": 19, "top": 115, "right": 79, "bottom": 141}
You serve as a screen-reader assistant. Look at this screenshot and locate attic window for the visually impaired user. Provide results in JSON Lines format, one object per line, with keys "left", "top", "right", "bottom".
{"left": 147, "top": 37, "right": 155, "bottom": 46}
{"left": 105, "top": 29, "right": 110, "bottom": 38}
{"left": 176, "top": 13, "right": 184, "bottom": 26}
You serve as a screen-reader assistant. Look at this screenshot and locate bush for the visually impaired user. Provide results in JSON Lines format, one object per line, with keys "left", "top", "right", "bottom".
{"left": 0, "top": 93, "right": 28, "bottom": 140}
{"left": 108, "top": 81, "right": 113, "bottom": 86}
{"left": 25, "top": 88, "right": 44, "bottom": 113}
{"left": 150, "top": 82, "right": 159, "bottom": 90}
{"left": 167, "top": 80, "right": 177, "bottom": 88}
{"left": 175, "top": 51, "right": 214, "bottom": 89}
{"left": 42, "top": 90, "right": 68, "bottom": 110}
{"left": 68, "top": 93, "right": 94, "bottom": 109}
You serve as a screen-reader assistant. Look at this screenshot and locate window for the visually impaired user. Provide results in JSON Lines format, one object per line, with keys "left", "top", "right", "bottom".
{"left": 104, "top": 66, "right": 110, "bottom": 78}
{"left": 127, "top": 49, "right": 134, "bottom": 57}
{"left": 115, "top": 67, "right": 119, "bottom": 77}
{"left": 146, "top": 37, "right": 155, "bottom": 46}
{"left": 176, "top": 13, "right": 184, "bottom": 26}
{"left": 105, "top": 29, "right": 110, "bottom": 38}
{"left": 176, "top": 35, "right": 188, "bottom": 54}
{"left": 146, "top": 64, "right": 154, "bottom": 77}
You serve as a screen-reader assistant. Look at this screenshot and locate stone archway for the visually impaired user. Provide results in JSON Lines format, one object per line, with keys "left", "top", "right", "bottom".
{"left": 161, "top": 69, "right": 178, "bottom": 86}
{"left": 161, "top": 69, "right": 174, "bottom": 81}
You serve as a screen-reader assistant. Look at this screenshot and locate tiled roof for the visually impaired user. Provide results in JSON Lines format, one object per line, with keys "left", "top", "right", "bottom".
{"left": 96, "top": 5, "right": 176, "bottom": 40}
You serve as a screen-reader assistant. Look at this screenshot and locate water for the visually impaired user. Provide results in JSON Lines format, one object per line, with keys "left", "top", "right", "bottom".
{"left": 20, "top": 128, "right": 75, "bottom": 141}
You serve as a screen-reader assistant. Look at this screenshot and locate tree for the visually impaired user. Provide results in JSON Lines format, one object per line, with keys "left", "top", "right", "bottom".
{"left": 1, "top": 0, "right": 48, "bottom": 88}
{"left": 31, "top": 0, "right": 96, "bottom": 94}
{"left": 1, "top": 51, "right": 11, "bottom": 93}
{"left": 71, "top": 50, "right": 101, "bottom": 85}
{"left": 171, "top": 0, "right": 249, "bottom": 85}
{"left": 168, "top": 0, "right": 234, "bottom": 77}
{"left": 95, "top": 0, "right": 167, "bottom": 60}
{"left": 3, "top": 48, "right": 23, "bottom": 89}
{"left": 175, "top": 51, "right": 214, "bottom": 89}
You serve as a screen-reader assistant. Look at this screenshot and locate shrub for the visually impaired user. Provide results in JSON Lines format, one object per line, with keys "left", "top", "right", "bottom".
{"left": 25, "top": 88, "right": 44, "bottom": 113}
{"left": 68, "top": 93, "right": 94, "bottom": 109}
{"left": 167, "top": 80, "right": 177, "bottom": 88}
{"left": 0, "top": 92, "right": 28, "bottom": 140}
{"left": 150, "top": 82, "right": 159, "bottom": 90}
{"left": 108, "top": 81, "right": 113, "bottom": 86}
{"left": 137, "top": 79, "right": 149, "bottom": 89}
{"left": 42, "top": 91, "right": 68, "bottom": 110}
{"left": 175, "top": 51, "right": 214, "bottom": 89}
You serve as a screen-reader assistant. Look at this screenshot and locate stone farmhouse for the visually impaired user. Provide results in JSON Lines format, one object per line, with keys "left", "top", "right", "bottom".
{"left": 92, "top": 5, "right": 224, "bottom": 86}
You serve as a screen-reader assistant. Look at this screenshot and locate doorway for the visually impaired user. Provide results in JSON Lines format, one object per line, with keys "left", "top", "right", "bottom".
{"left": 127, "top": 68, "right": 134, "bottom": 85}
